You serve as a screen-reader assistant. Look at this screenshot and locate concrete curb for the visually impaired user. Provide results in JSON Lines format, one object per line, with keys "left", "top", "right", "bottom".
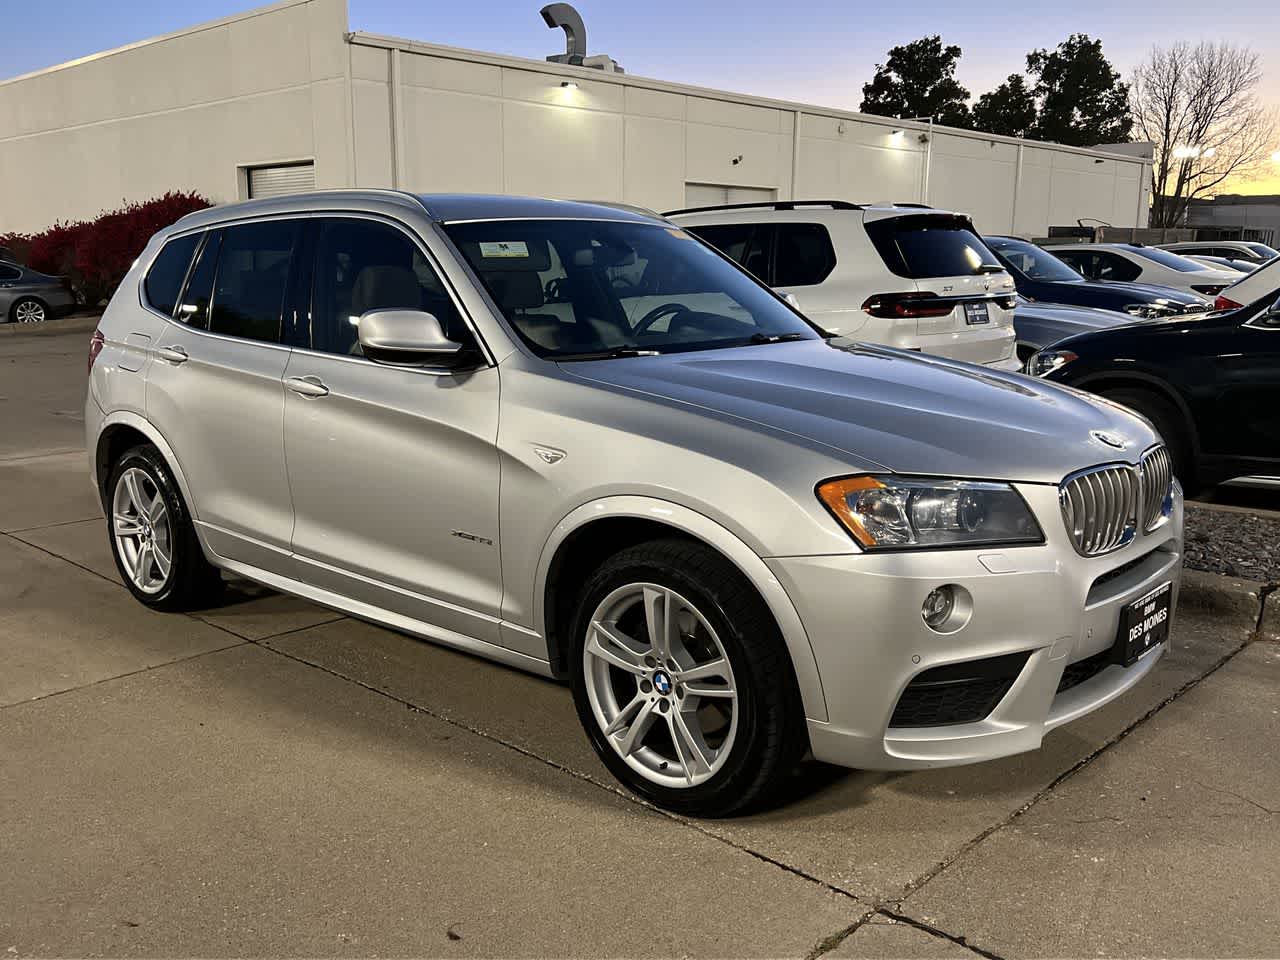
{"left": 0, "top": 313, "right": 101, "bottom": 339}
{"left": 1178, "top": 568, "right": 1266, "bottom": 634}
{"left": 1259, "top": 588, "right": 1279, "bottom": 642}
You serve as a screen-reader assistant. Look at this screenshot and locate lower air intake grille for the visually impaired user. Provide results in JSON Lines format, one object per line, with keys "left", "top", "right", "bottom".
{"left": 1056, "top": 649, "right": 1113, "bottom": 694}
{"left": 890, "top": 651, "right": 1031, "bottom": 728}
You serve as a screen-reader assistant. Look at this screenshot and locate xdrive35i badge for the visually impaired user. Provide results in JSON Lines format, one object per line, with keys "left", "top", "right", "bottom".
{"left": 1090, "top": 430, "right": 1127, "bottom": 450}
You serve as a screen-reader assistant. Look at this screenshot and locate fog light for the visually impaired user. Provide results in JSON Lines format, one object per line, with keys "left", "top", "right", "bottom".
{"left": 922, "top": 587, "right": 955, "bottom": 629}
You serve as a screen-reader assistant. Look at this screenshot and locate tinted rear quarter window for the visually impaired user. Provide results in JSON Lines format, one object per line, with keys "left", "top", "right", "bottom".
{"left": 0, "top": 264, "right": 20, "bottom": 282}
{"left": 772, "top": 223, "right": 836, "bottom": 287}
{"left": 143, "top": 234, "right": 200, "bottom": 317}
{"left": 208, "top": 220, "right": 299, "bottom": 344}
{"left": 865, "top": 214, "right": 1000, "bottom": 279}
{"left": 689, "top": 223, "right": 770, "bottom": 281}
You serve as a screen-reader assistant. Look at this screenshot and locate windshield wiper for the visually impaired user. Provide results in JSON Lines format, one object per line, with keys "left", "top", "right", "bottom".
{"left": 555, "top": 347, "right": 661, "bottom": 362}
{"left": 748, "top": 332, "right": 809, "bottom": 344}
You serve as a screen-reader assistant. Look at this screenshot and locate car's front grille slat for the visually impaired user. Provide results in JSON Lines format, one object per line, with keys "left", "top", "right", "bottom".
{"left": 1140, "top": 445, "right": 1172, "bottom": 531}
{"left": 1059, "top": 463, "right": 1138, "bottom": 557}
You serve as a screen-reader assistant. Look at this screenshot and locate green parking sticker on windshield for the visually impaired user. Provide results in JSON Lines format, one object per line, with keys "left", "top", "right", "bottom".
{"left": 479, "top": 241, "right": 529, "bottom": 258}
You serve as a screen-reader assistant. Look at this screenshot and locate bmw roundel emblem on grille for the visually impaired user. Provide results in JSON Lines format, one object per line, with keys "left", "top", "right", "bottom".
{"left": 1090, "top": 430, "right": 1127, "bottom": 450}
{"left": 653, "top": 671, "right": 672, "bottom": 695}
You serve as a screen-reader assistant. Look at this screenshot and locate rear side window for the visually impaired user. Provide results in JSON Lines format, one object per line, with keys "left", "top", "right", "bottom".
{"left": 143, "top": 234, "right": 199, "bottom": 317}
{"left": 689, "top": 223, "right": 770, "bottom": 280}
{"left": 208, "top": 220, "right": 299, "bottom": 344}
{"left": 772, "top": 223, "right": 836, "bottom": 287}
{"left": 0, "top": 264, "right": 20, "bottom": 282}
{"left": 865, "top": 214, "right": 1000, "bottom": 279}
{"left": 1095, "top": 252, "right": 1141, "bottom": 282}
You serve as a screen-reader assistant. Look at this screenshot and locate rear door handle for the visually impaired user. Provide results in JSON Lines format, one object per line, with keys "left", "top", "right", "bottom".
{"left": 156, "top": 345, "right": 188, "bottom": 364}
{"left": 284, "top": 375, "right": 329, "bottom": 398}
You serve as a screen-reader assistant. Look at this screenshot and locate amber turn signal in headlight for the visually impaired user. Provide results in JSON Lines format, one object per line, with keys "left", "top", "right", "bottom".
{"left": 816, "top": 475, "right": 1044, "bottom": 550}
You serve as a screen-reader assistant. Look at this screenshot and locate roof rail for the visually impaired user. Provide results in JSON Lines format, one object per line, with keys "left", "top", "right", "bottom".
{"left": 662, "top": 199, "right": 865, "bottom": 216}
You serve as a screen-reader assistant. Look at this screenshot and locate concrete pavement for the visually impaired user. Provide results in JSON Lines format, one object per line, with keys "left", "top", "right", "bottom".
{"left": 2, "top": 326, "right": 1277, "bottom": 957}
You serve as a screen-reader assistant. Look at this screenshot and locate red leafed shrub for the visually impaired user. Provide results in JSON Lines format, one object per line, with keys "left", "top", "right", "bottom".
{"left": 0, "top": 191, "right": 212, "bottom": 306}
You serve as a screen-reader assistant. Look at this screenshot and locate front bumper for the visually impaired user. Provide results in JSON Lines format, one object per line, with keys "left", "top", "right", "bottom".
{"left": 769, "top": 481, "right": 1183, "bottom": 770}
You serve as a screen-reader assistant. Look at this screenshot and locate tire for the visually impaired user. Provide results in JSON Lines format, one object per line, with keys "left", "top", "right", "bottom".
{"left": 106, "top": 444, "right": 224, "bottom": 610}
{"left": 1101, "top": 387, "right": 1197, "bottom": 491}
{"left": 568, "top": 538, "right": 807, "bottom": 817}
{"left": 10, "top": 297, "right": 47, "bottom": 324}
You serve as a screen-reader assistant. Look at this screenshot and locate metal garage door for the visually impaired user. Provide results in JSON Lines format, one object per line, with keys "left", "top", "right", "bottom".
{"left": 684, "top": 183, "right": 777, "bottom": 207}
{"left": 247, "top": 163, "right": 315, "bottom": 199}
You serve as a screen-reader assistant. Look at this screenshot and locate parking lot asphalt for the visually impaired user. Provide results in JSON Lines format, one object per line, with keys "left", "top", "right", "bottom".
{"left": 2, "top": 327, "right": 1278, "bottom": 958}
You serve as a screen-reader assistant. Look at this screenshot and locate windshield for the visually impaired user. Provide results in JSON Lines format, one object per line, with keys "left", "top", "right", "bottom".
{"left": 444, "top": 219, "right": 821, "bottom": 359}
{"left": 985, "top": 237, "right": 1082, "bottom": 282}
{"left": 1246, "top": 243, "right": 1279, "bottom": 260}
{"left": 1127, "top": 246, "right": 1211, "bottom": 273}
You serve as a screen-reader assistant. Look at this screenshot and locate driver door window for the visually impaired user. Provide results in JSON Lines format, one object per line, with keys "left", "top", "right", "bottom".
{"left": 1095, "top": 252, "right": 1141, "bottom": 282}
{"left": 310, "top": 218, "right": 471, "bottom": 357}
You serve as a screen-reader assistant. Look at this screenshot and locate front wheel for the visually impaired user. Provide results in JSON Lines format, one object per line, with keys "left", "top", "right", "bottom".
{"left": 569, "top": 539, "right": 807, "bottom": 817}
{"left": 1101, "top": 387, "right": 1196, "bottom": 491}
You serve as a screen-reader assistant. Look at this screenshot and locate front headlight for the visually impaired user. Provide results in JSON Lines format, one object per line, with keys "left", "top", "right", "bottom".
{"left": 1026, "top": 349, "right": 1077, "bottom": 377}
{"left": 816, "top": 476, "right": 1044, "bottom": 550}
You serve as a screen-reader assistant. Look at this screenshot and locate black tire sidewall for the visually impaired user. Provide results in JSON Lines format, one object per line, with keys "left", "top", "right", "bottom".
{"left": 1104, "top": 388, "right": 1194, "bottom": 486}
{"left": 568, "top": 542, "right": 795, "bottom": 817}
{"left": 106, "top": 445, "right": 200, "bottom": 609}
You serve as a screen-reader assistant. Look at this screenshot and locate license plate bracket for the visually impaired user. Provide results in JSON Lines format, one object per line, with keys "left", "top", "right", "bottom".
{"left": 1114, "top": 581, "right": 1172, "bottom": 665}
{"left": 964, "top": 301, "right": 990, "bottom": 325}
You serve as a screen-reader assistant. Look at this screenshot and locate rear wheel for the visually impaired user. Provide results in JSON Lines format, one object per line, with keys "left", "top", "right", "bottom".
{"left": 10, "top": 297, "right": 46, "bottom": 324}
{"left": 1101, "top": 387, "right": 1196, "bottom": 489}
{"left": 107, "top": 445, "right": 223, "bottom": 610}
{"left": 569, "top": 538, "right": 807, "bottom": 817}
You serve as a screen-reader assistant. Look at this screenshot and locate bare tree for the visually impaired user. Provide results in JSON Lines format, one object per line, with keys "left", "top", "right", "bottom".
{"left": 1131, "top": 42, "right": 1276, "bottom": 228}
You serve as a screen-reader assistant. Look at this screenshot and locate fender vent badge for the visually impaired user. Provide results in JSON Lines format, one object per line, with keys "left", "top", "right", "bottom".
{"left": 533, "top": 445, "right": 566, "bottom": 465}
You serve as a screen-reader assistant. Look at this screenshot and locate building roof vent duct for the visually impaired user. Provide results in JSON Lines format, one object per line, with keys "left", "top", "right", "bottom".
{"left": 540, "top": 3, "right": 624, "bottom": 73}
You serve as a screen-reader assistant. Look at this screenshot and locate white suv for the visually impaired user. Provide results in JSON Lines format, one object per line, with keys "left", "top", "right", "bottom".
{"left": 666, "top": 201, "right": 1019, "bottom": 369}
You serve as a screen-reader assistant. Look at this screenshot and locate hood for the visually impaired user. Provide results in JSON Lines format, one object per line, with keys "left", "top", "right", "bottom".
{"left": 563, "top": 340, "right": 1157, "bottom": 484}
{"left": 1050, "top": 278, "right": 1208, "bottom": 307}
{"left": 1015, "top": 299, "right": 1134, "bottom": 331}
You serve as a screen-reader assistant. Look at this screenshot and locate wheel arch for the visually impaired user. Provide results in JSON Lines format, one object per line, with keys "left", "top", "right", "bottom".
{"left": 94, "top": 413, "right": 200, "bottom": 520}
{"left": 1071, "top": 370, "right": 1201, "bottom": 457}
{"left": 535, "top": 496, "right": 828, "bottom": 723}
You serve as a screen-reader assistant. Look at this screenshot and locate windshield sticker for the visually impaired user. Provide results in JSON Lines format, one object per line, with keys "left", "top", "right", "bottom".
{"left": 479, "top": 241, "right": 529, "bottom": 258}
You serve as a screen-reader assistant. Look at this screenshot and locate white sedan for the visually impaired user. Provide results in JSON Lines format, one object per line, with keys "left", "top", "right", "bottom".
{"left": 1044, "top": 242, "right": 1240, "bottom": 298}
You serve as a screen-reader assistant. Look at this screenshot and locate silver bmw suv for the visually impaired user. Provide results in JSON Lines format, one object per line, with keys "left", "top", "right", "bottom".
{"left": 86, "top": 191, "right": 1184, "bottom": 816}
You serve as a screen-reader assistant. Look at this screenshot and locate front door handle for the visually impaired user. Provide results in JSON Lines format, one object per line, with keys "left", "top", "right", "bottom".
{"left": 156, "top": 345, "right": 188, "bottom": 364}
{"left": 284, "top": 375, "right": 330, "bottom": 398}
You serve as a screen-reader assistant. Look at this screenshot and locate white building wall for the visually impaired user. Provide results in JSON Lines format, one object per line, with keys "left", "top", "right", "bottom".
{"left": 0, "top": 0, "right": 1152, "bottom": 238}
{"left": 0, "top": 0, "right": 351, "bottom": 233}
{"left": 356, "top": 34, "right": 1150, "bottom": 235}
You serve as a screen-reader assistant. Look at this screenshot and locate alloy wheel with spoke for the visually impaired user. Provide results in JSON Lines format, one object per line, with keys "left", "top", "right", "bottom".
{"left": 112, "top": 467, "right": 174, "bottom": 595}
{"left": 583, "top": 583, "right": 739, "bottom": 789}
{"left": 14, "top": 300, "right": 46, "bottom": 323}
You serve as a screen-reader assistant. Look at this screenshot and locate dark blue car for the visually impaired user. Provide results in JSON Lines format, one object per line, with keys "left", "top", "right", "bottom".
{"left": 984, "top": 235, "right": 1210, "bottom": 319}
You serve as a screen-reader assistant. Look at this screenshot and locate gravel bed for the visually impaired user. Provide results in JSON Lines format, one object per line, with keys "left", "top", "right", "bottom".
{"left": 1184, "top": 503, "right": 1280, "bottom": 583}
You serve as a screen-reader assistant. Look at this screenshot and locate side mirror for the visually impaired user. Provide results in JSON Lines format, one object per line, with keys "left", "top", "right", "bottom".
{"left": 357, "top": 309, "right": 464, "bottom": 366}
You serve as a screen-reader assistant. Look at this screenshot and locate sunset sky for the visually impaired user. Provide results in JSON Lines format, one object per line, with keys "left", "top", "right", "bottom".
{"left": 8, "top": 0, "right": 1280, "bottom": 194}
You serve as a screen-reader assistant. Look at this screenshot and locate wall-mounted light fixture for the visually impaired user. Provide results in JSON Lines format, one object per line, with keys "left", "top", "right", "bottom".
{"left": 560, "top": 81, "right": 579, "bottom": 89}
{"left": 1094, "top": 158, "right": 1105, "bottom": 164}
{"left": 731, "top": 154, "right": 743, "bottom": 165}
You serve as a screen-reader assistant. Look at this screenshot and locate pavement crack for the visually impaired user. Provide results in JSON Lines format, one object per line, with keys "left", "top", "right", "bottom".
{"left": 1257, "top": 582, "right": 1277, "bottom": 635}
{"left": 890, "top": 631, "right": 1255, "bottom": 906}
{"left": 250, "top": 636, "right": 864, "bottom": 905}
{"left": 0, "top": 640, "right": 247, "bottom": 712}
{"left": 4, "top": 515, "right": 103, "bottom": 534}
{"left": 1191, "top": 778, "right": 1279, "bottom": 815}
{"left": 803, "top": 907, "right": 879, "bottom": 960}
{"left": 874, "top": 908, "right": 1007, "bottom": 960}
